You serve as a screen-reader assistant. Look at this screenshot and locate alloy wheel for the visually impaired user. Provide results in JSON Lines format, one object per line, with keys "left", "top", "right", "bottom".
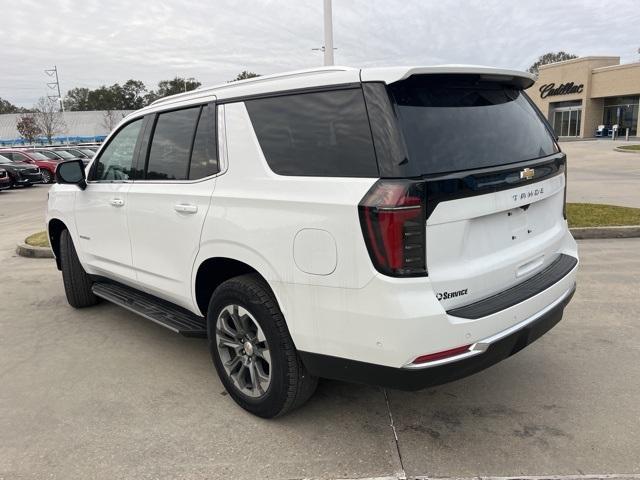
{"left": 215, "top": 304, "right": 271, "bottom": 398}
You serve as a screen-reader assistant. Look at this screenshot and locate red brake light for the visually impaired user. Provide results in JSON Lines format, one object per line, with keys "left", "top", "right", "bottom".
{"left": 358, "top": 180, "right": 427, "bottom": 277}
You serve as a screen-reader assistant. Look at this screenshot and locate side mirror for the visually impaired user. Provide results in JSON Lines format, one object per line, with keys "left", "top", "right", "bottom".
{"left": 56, "top": 159, "right": 87, "bottom": 190}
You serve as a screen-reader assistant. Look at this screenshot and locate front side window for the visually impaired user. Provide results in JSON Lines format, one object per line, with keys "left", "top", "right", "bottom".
{"left": 11, "top": 152, "right": 28, "bottom": 162}
{"left": 146, "top": 107, "right": 200, "bottom": 180}
{"left": 93, "top": 118, "right": 143, "bottom": 181}
{"left": 245, "top": 89, "right": 378, "bottom": 177}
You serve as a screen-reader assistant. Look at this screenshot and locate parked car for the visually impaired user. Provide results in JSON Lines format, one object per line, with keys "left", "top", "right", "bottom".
{"left": 51, "top": 147, "right": 92, "bottom": 159}
{"left": 46, "top": 148, "right": 90, "bottom": 166}
{"left": 0, "top": 154, "right": 42, "bottom": 187}
{"left": 47, "top": 66, "right": 578, "bottom": 418}
{"left": 74, "top": 147, "right": 97, "bottom": 158}
{"left": 0, "top": 149, "right": 60, "bottom": 184}
{"left": 0, "top": 167, "right": 11, "bottom": 191}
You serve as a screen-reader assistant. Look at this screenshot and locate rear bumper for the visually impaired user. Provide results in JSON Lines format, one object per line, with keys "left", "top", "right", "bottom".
{"left": 300, "top": 283, "right": 575, "bottom": 390}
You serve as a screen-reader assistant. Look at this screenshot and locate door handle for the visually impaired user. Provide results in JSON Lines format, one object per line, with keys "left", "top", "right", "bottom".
{"left": 109, "top": 198, "right": 125, "bottom": 207}
{"left": 174, "top": 203, "right": 198, "bottom": 214}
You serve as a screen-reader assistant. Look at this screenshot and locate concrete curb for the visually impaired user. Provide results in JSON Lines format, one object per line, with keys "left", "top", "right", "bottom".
{"left": 614, "top": 146, "right": 640, "bottom": 154}
{"left": 570, "top": 225, "right": 640, "bottom": 239}
{"left": 16, "top": 242, "right": 54, "bottom": 259}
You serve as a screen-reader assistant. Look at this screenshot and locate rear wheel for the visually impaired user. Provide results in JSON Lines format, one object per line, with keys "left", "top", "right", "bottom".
{"left": 60, "top": 229, "right": 99, "bottom": 308}
{"left": 41, "top": 170, "right": 53, "bottom": 184}
{"left": 207, "top": 274, "right": 317, "bottom": 418}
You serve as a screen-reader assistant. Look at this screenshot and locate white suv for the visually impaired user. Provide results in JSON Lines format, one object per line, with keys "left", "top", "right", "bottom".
{"left": 47, "top": 66, "right": 578, "bottom": 417}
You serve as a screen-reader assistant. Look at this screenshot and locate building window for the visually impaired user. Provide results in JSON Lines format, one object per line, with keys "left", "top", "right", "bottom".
{"left": 602, "top": 96, "right": 638, "bottom": 136}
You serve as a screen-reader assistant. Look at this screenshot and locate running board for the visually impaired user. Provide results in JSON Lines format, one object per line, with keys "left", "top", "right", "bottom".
{"left": 92, "top": 282, "right": 207, "bottom": 337}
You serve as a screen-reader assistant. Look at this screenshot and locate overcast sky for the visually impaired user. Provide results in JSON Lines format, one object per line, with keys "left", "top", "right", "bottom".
{"left": 1, "top": 0, "right": 639, "bottom": 107}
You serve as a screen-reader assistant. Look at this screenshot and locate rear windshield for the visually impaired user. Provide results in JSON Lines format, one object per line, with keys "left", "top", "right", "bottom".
{"left": 389, "top": 75, "right": 556, "bottom": 175}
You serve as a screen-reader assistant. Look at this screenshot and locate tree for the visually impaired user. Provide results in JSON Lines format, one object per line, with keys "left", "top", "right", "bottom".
{"left": 64, "top": 87, "right": 91, "bottom": 111}
{"left": 33, "top": 97, "right": 66, "bottom": 143}
{"left": 528, "top": 52, "right": 578, "bottom": 75}
{"left": 233, "top": 71, "right": 260, "bottom": 81}
{"left": 1, "top": 97, "right": 29, "bottom": 114}
{"left": 101, "top": 110, "right": 126, "bottom": 133}
{"left": 151, "top": 77, "right": 202, "bottom": 100}
{"left": 121, "top": 80, "right": 148, "bottom": 110}
{"left": 16, "top": 115, "right": 41, "bottom": 143}
{"left": 64, "top": 80, "right": 148, "bottom": 111}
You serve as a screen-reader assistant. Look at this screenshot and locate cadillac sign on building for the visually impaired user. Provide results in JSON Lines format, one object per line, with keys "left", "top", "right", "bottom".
{"left": 539, "top": 82, "right": 584, "bottom": 99}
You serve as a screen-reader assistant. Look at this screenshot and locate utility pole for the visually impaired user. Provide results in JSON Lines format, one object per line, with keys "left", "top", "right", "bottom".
{"left": 323, "top": 0, "right": 334, "bottom": 66}
{"left": 45, "top": 65, "right": 64, "bottom": 112}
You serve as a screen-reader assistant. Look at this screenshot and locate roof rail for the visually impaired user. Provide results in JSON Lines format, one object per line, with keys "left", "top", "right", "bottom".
{"left": 150, "top": 66, "right": 354, "bottom": 107}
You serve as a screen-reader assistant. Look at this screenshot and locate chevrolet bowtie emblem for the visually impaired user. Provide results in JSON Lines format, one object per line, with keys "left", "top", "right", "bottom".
{"left": 520, "top": 168, "right": 535, "bottom": 180}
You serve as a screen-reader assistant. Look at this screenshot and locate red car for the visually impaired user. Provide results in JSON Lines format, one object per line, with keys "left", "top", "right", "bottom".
{"left": 0, "top": 149, "right": 60, "bottom": 184}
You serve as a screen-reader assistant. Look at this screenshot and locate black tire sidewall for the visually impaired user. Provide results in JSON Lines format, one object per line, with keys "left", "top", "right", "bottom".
{"left": 207, "top": 280, "right": 292, "bottom": 417}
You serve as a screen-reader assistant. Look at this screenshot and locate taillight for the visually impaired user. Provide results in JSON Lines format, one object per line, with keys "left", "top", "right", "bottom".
{"left": 563, "top": 162, "right": 567, "bottom": 219}
{"left": 358, "top": 180, "right": 427, "bottom": 277}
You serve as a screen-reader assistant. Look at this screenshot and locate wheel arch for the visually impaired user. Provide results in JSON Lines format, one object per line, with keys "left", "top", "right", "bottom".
{"left": 48, "top": 218, "right": 68, "bottom": 270}
{"left": 195, "top": 257, "right": 277, "bottom": 317}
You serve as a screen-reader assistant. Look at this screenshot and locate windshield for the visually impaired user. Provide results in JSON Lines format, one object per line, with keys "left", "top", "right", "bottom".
{"left": 54, "top": 150, "right": 75, "bottom": 159}
{"left": 65, "top": 149, "right": 86, "bottom": 157}
{"left": 28, "top": 152, "right": 50, "bottom": 160}
{"left": 388, "top": 75, "right": 556, "bottom": 175}
{"left": 38, "top": 150, "right": 61, "bottom": 160}
{"left": 78, "top": 148, "right": 95, "bottom": 156}
{"left": 0, "top": 155, "right": 12, "bottom": 164}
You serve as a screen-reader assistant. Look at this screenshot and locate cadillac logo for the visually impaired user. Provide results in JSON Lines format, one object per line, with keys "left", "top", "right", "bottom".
{"left": 520, "top": 168, "right": 535, "bottom": 180}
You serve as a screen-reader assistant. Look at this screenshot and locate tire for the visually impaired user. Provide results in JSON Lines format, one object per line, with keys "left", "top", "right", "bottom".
{"left": 41, "top": 170, "right": 53, "bottom": 184}
{"left": 207, "top": 274, "right": 318, "bottom": 418}
{"left": 59, "top": 229, "right": 99, "bottom": 308}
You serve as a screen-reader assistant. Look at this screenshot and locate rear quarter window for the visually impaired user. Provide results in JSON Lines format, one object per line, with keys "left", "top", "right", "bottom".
{"left": 245, "top": 88, "right": 378, "bottom": 177}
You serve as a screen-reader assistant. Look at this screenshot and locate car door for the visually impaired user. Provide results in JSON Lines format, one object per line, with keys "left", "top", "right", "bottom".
{"left": 74, "top": 117, "right": 144, "bottom": 283}
{"left": 127, "top": 102, "right": 219, "bottom": 310}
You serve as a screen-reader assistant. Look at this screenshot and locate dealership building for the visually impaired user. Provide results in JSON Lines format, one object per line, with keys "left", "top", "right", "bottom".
{"left": 529, "top": 56, "right": 640, "bottom": 139}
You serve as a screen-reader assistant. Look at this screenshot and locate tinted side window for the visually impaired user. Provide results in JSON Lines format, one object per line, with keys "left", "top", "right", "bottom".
{"left": 245, "top": 89, "right": 378, "bottom": 177}
{"left": 147, "top": 107, "right": 200, "bottom": 180}
{"left": 189, "top": 104, "right": 218, "bottom": 179}
{"left": 94, "top": 119, "right": 143, "bottom": 181}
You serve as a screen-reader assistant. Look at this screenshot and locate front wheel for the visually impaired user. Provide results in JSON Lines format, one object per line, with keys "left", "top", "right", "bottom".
{"left": 207, "top": 274, "right": 318, "bottom": 418}
{"left": 60, "top": 229, "right": 99, "bottom": 308}
{"left": 41, "top": 170, "right": 53, "bottom": 184}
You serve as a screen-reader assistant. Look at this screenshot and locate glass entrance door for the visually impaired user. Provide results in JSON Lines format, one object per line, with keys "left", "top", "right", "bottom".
{"left": 553, "top": 108, "right": 582, "bottom": 137}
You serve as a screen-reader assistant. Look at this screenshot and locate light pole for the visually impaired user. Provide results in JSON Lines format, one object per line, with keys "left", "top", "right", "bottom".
{"left": 323, "top": 0, "right": 334, "bottom": 66}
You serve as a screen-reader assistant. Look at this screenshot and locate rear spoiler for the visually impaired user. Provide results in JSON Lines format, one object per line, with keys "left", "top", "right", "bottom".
{"left": 360, "top": 65, "right": 535, "bottom": 90}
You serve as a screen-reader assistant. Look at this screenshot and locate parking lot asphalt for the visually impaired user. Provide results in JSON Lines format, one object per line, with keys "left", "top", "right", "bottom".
{"left": 1, "top": 184, "right": 640, "bottom": 480}
{"left": 562, "top": 139, "right": 640, "bottom": 208}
